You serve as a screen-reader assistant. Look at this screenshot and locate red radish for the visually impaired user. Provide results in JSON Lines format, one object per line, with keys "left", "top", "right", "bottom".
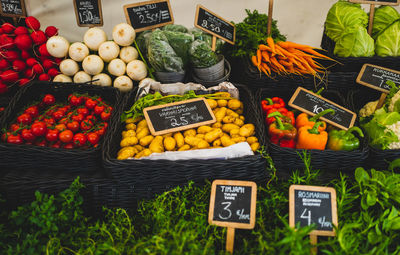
{"left": 31, "top": 31, "right": 47, "bottom": 45}
{"left": 1, "top": 23, "right": 15, "bottom": 34}
{"left": 53, "top": 58, "right": 63, "bottom": 65}
{"left": 43, "top": 59, "right": 54, "bottom": 70}
{"left": 0, "top": 35, "right": 14, "bottom": 49}
{"left": 38, "top": 43, "right": 50, "bottom": 57}
{"left": 48, "top": 68, "right": 59, "bottom": 77}
{"left": 14, "top": 26, "right": 29, "bottom": 35}
{"left": 45, "top": 26, "right": 58, "bottom": 37}
{"left": 0, "top": 82, "right": 8, "bottom": 94}
{"left": 25, "top": 16, "right": 40, "bottom": 31}
{"left": 0, "top": 59, "right": 9, "bottom": 70}
{"left": 19, "top": 78, "right": 30, "bottom": 86}
{"left": 21, "top": 50, "right": 30, "bottom": 59}
{"left": 1, "top": 70, "right": 19, "bottom": 83}
{"left": 14, "top": 34, "right": 32, "bottom": 50}
{"left": 26, "top": 58, "right": 38, "bottom": 67}
{"left": 32, "top": 64, "right": 44, "bottom": 75}
{"left": 39, "top": 73, "right": 50, "bottom": 81}
{"left": 0, "top": 28, "right": 4, "bottom": 34}
{"left": 2, "top": 51, "right": 19, "bottom": 62}
{"left": 12, "top": 60, "right": 26, "bottom": 72}
{"left": 24, "top": 68, "right": 34, "bottom": 78}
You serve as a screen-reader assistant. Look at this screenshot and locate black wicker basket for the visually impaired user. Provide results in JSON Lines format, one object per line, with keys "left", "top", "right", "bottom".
{"left": 103, "top": 83, "right": 268, "bottom": 199}
{"left": 348, "top": 88, "right": 400, "bottom": 170}
{"left": 257, "top": 86, "right": 369, "bottom": 180}
{"left": 0, "top": 81, "right": 122, "bottom": 174}
{"left": 320, "top": 31, "right": 400, "bottom": 73}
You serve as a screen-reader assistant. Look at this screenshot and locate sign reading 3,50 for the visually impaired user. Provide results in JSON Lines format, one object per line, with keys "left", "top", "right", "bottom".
{"left": 201, "top": 20, "right": 220, "bottom": 33}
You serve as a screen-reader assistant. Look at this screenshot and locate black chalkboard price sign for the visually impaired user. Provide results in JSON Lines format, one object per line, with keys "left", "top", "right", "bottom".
{"left": 195, "top": 5, "right": 235, "bottom": 45}
{"left": 73, "top": 0, "right": 103, "bottom": 27}
{"left": 349, "top": 0, "right": 399, "bottom": 6}
{"left": 356, "top": 64, "right": 400, "bottom": 93}
{"left": 143, "top": 98, "right": 216, "bottom": 136}
{"left": 124, "top": 0, "right": 174, "bottom": 33}
{"left": 288, "top": 87, "right": 356, "bottom": 130}
{"left": 209, "top": 180, "right": 257, "bottom": 253}
{"left": 0, "top": 0, "right": 26, "bottom": 17}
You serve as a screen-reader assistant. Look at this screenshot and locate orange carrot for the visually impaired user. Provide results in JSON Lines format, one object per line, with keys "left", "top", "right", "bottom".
{"left": 270, "top": 56, "right": 286, "bottom": 73}
{"left": 256, "top": 49, "right": 262, "bottom": 67}
{"left": 259, "top": 44, "right": 272, "bottom": 51}
{"left": 267, "top": 37, "right": 276, "bottom": 54}
{"left": 251, "top": 55, "right": 259, "bottom": 70}
{"left": 261, "top": 63, "right": 271, "bottom": 75}
{"left": 261, "top": 51, "right": 270, "bottom": 62}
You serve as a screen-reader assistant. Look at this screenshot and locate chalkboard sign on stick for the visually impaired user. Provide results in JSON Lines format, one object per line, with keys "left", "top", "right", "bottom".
{"left": 289, "top": 185, "right": 338, "bottom": 236}
{"left": 73, "top": 0, "right": 103, "bottom": 27}
{"left": 356, "top": 64, "right": 400, "bottom": 93}
{"left": 143, "top": 98, "right": 216, "bottom": 136}
{"left": 288, "top": 87, "right": 356, "bottom": 130}
{"left": 124, "top": 0, "right": 174, "bottom": 33}
{"left": 349, "top": 0, "right": 399, "bottom": 6}
{"left": 0, "top": 0, "right": 26, "bottom": 17}
{"left": 209, "top": 180, "right": 257, "bottom": 253}
{"left": 195, "top": 5, "right": 235, "bottom": 45}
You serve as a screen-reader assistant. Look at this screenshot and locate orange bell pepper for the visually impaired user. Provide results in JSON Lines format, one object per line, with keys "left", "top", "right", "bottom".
{"left": 295, "top": 109, "right": 335, "bottom": 132}
{"left": 296, "top": 122, "right": 328, "bottom": 150}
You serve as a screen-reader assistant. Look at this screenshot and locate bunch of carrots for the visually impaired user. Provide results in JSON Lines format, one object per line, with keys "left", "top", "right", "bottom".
{"left": 251, "top": 37, "right": 336, "bottom": 78}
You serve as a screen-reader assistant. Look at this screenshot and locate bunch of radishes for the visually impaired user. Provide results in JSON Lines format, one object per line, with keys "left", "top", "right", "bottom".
{"left": 46, "top": 23, "right": 149, "bottom": 92}
{"left": 0, "top": 16, "right": 60, "bottom": 94}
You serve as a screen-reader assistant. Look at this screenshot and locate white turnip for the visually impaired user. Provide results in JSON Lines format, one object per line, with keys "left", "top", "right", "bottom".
{"left": 112, "top": 23, "right": 135, "bottom": 46}
{"left": 120, "top": 46, "right": 138, "bottom": 63}
{"left": 59, "top": 59, "right": 79, "bottom": 76}
{"left": 83, "top": 27, "right": 107, "bottom": 51}
{"left": 53, "top": 74, "right": 72, "bottom": 82}
{"left": 98, "top": 41, "right": 120, "bottom": 62}
{"left": 73, "top": 71, "right": 91, "bottom": 83}
{"left": 126, "top": 60, "right": 147, "bottom": 81}
{"left": 68, "top": 42, "right": 89, "bottom": 62}
{"left": 113, "top": 75, "right": 133, "bottom": 92}
{"left": 108, "top": 58, "right": 126, "bottom": 77}
{"left": 46, "top": 36, "right": 69, "bottom": 58}
{"left": 82, "top": 55, "right": 104, "bottom": 75}
{"left": 92, "top": 73, "right": 112, "bottom": 87}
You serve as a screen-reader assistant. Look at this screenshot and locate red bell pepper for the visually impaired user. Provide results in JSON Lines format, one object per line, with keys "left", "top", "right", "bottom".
{"left": 268, "top": 112, "right": 297, "bottom": 148}
{"left": 266, "top": 107, "right": 295, "bottom": 126}
{"left": 261, "top": 97, "right": 285, "bottom": 114}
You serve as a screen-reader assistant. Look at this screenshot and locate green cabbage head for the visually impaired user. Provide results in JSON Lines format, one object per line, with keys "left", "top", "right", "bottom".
{"left": 375, "top": 20, "right": 400, "bottom": 57}
{"left": 334, "top": 26, "right": 374, "bottom": 57}
{"left": 372, "top": 6, "right": 400, "bottom": 39}
{"left": 325, "top": 1, "right": 368, "bottom": 42}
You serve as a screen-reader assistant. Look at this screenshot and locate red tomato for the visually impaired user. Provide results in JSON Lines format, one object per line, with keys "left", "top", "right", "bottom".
{"left": 63, "top": 142, "right": 74, "bottom": 149}
{"left": 2, "top": 132, "right": 11, "bottom": 142}
{"left": 66, "top": 121, "right": 80, "bottom": 132}
{"left": 87, "top": 132, "right": 99, "bottom": 145}
{"left": 85, "top": 115, "right": 96, "bottom": 123}
{"left": 77, "top": 107, "right": 89, "bottom": 116}
{"left": 72, "top": 113, "right": 84, "bottom": 122}
{"left": 31, "top": 122, "right": 47, "bottom": 136}
{"left": 68, "top": 94, "right": 83, "bottom": 106}
{"left": 16, "top": 113, "right": 32, "bottom": 125}
{"left": 59, "top": 117, "right": 69, "bottom": 124}
{"left": 21, "top": 129, "right": 35, "bottom": 142}
{"left": 100, "top": 111, "right": 111, "bottom": 121}
{"left": 46, "top": 129, "right": 59, "bottom": 142}
{"left": 50, "top": 141, "right": 61, "bottom": 148}
{"left": 10, "top": 123, "right": 21, "bottom": 132}
{"left": 58, "top": 105, "right": 71, "bottom": 113}
{"left": 7, "top": 134, "right": 23, "bottom": 144}
{"left": 80, "top": 120, "right": 93, "bottom": 131}
{"left": 73, "top": 133, "right": 86, "bottom": 147}
{"left": 24, "top": 106, "right": 39, "bottom": 117}
{"left": 85, "top": 98, "right": 97, "bottom": 110}
{"left": 42, "top": 94, "right": 56, "bottom": 105}
{"left": 59, "top": 130, "right": 73, "bottom": 143}
{"left": 94, "top": 105, "right": 105, "bottom": 115}
{"left": 44, "top": 117, "right": 55, "bottom": 126}
{"left": 54, "top": 123, "right": 66, "bottom": 132}
{"left": 35, "top": 139, "right": 47, "bottom": 147}
{"left": 52, "top": 110, "right": 64, "bottom": 120}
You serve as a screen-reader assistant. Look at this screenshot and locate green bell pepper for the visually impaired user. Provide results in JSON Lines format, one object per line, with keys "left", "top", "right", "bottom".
{"left": 327, "top": 127, "right": 364, "bottom": 151}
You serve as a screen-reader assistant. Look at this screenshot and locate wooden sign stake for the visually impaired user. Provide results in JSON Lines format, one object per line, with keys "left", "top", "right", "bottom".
{"left": 211, "top": 36, "right": 217, "bottom": 51}
{"left": 310, "top": 234, "right": 317, "bottom": 254}
{"left": 267, "top": 0, "right": 274, "bottom": 36}
{"left": 226, "top": 227, "right": 235, "bottom": 253}
{"left": 376, "top": 93, "right": 387, "bottom": 110}
{"left": 368, "top": 4, "right": 375, "bottom": 36}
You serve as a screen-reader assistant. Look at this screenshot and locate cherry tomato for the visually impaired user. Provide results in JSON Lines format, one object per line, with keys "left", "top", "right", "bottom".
{"left": 95, "top": 123, "right": 107, "bottom": 136}
{"left": 72, "top": 113, "right": 84, "bottom": 122}
{"left": 85, "top": 115, "right": 96, "bottom": 123}
{"left": 2, "top": 132, "right": 11, "bottom": 142}
{"left": 21, "top": 129, "right": 35, "bottom": 142}
{"left": 31, "top": 122, "right": 47, "bottom": 136}
{"left": 63, "top": 142, "right": 74, "bottom": 149}
{"left": 94, "top": 105, "right": 105, "bottom": 115}
{"left": 59, "top": 130, "right": 73, "bottom": 143}
{"left": 59, "top": 117, "right": 69, "bottom": 124}
{"left": 100, "top": 111, "right": 111, "bottom": 121}
{"left": 42, "top": 94, "right": 56, "bottom": 105}
{"left": 52, "top": 110, "right": 64, "bottom": 121}
{"left": 87, "top": 132, "right": 99, "bottom": 145}
{"left": 46, "top": 129, "right": 59, "bottom": 142}
{"left": 67, "top": 121, "right": 80, "bottom": 132}
{"left": 77, "top": 107, "right": 89, "bottom": 116}
{"left": 80, "top": 120, "right": 93, "bottom": 131}
{"left": 10, "top": 123, "right": 21, "bottom": 132}
{"left": 35, "top": 139, "right": 47, "bottom": 147}
{"left": 50, "top": 141, "right": 61, "bottom": 148}
{"left": 58, "top": 105, "right": 71, "bottom": 113}
{"left": 0, "top": 107, "right": 4, "bottom": 112}
{"left": 73, "top": 133, "right": 86, "bottom": 147}
{"left": 24, "top": 106, "right": 39, "bottom": 117}
{"left": 17, "top": 113, "right": 32, "bottom": 125}
{"left": 45, "top": 108, "right": 56, "bottom": 117}
{"left": 55, "top": 123, "right": 66, "bottom": 132}
{"left": 68, "top": 94, "right": 83, "bottom": 106}
{"left": 85, "top": 98, "right": 97, "bottom": 110}
{"left": 7, "top": 134, "right": 23, "bottom": 144}
{"left": 44, "top": 117, "right": 55, "bottom": 126}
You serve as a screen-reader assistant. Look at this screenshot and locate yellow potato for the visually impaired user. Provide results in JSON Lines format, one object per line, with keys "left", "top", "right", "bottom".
{"left": 120, "top": 137, "right": 138, "bottom": 147}
{"left": 239, "top": 124, "right": 255, "bottom": 137}
{"left": 222, "top": 123, "right": 240, "bottom": 133}
{"left": 247, "top": 136, "right": 258, "bottom": 145}
{"left": 117, "top": 147, "right": 136, "bottom": 160}
{"left": 217, "top": 99, "right": 228, "bottom": 107}
{"left": 183, "top": 129, "right": 196, "bottom": 137}
{"left": 207, "top": 99, "right": 218, "bottom": 109}
{"left": 196, "top": 134, "right": 205, "bottom": 139}
{"left": 149, "top": 136, "right": 164, "bottom": 153}
{"left": 212, "top": 122, "right": 222, "bottom": 128}
{"left": 136, "top": 127, "right": 150, "bottom": 140}
{"left": 178, "top": 144, "right": 191, "bottom": 151}
{"left": 229, "top": 128, "right": 240, "bottom": 137}
{"left": 133, "top": 145, "right": 144, "bottom": 152}
{"left": 239, "top": 116, "right": 245, "bottom": 121}
{"left": 233, "top": 118, "right": 244, "bottom": 127}
{"left": 227, "top": 99, "right": 241, "bottom": 110}
{"left": 125, "top": 123, "right": 136, "bottom": 130}
{"left": 122, "top": 129, "right": 136, "bottom": 138}
{"left": 135, "top": 149, "right": 152, "bottom": 159}
{"left": 215, "top": 107, "right": 227, "bottom": 122}
{"left": 213, "top": 139, "right": 222, "bottom": 147}
{"left": 137, "top": 119, "right": 148, "bottom": 129}
{"left": 174, "top": 132, "right": 184, "bottom": 148}
{"left": 162, "top": 133, "right": 172, "bottom": 138}
{"left": 118, "top": 146, "right": 137, "bottom": 156}
{"left": 197, "top": 125, "right": 213, "bottom": 134}
{"left": 204, "top": 128, "right": 223, "bottom": 143}
{"left": 221, "top": 136, "right": 235, "bottom": 147}
{"left": 139, "top": 135, "right": 154, "bottom": 147}
{"left": 222, "top": 116, "right": 235, "bottom": 124}
{"left": 232, "top": 137, "right": 246, "bottom": 143}
{"left": 197, "top": 140, "right": 210, "bottom": 149}
{"left": 251, "top": 142, "right": 260, "bottom": 152}
{"left": 184, "top": 136, "right": 203, "bottom": 147}
{"left": 226, "top": 109, "right": 239, "bottom": 118}
{"left": 125, "top": 117, "right": 142, "bottom": 124}
{"left": 164, "top": 136, "right": 176, "bottom": 151}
